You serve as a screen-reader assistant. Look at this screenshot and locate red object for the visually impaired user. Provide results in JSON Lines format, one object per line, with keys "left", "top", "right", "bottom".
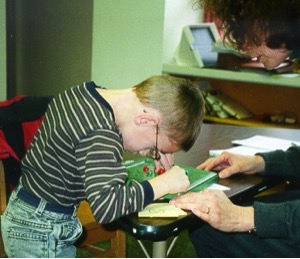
{"left": 158, "top": 168, "right": 165, "bottom": 175}
{"left": 0, "top": 96, "right": 45, "bottom": 160}
{"left": 143, "top": 166, "right": 149, "bottom": 172}
{"left": 0, "top": 95, "right": 52, "bottom": 194}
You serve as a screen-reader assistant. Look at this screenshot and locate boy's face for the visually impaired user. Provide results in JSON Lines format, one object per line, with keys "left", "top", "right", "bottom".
{"left": 138, "top": 134, "right": 180, "bottom": 158}
{"left": 124, "top": 127, "right": 180, "bottom": 157}
{"left": 244, "top": 44, "right": 291, "bottom": 70}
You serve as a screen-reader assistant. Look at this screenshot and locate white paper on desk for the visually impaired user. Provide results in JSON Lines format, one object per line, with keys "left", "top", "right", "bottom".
{"left": 138, "top": 203, "right": 187, "bottom": 218}
{"left": 209, "top": 145, "right": 270, "bottom": 157}
{"left": 232, "top": 135, "right": 300, "bottom": 151}
{"left": 207, "top": 183, "right": 230, "bottom": 191}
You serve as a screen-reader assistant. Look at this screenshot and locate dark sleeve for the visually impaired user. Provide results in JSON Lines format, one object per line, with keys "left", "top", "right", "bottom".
{"left": 254, "top": 197, "right": 300, "bottom": 243}
{"left": 141, "top": 181, "right": 154, "bottom": 206}
{"left": 257, "top": 146, "right": 300, "bottom": 181}
{"left": 253, "top": 146, "right": 300, "bottom": 240}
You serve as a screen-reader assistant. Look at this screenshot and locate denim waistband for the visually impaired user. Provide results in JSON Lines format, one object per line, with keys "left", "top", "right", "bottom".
{"left": 17, "top": 187, "right": 75, "bottom": 215}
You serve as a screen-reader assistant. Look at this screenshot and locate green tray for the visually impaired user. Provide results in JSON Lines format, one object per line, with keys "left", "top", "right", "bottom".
{"left": 124, "top": 158, "right": 218, "bottom": 199}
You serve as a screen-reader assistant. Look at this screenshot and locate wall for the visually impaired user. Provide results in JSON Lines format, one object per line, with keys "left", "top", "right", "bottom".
{"left": 91, "top": 0, "right": 165, "bottom": 89}
{"left": 8, "top": 0, "right": 93, "bottom": 96}
{"left": 163, "top": 0, "right": 203, "bottom": 64}
{"left": 7, "top": 0, "right": 203, "bottom": 95}
{"left": 91, "top": 0, "right": 203, "bottom": 89}
{"left": 0, "top": 1, "right": 6, "bottom": 100}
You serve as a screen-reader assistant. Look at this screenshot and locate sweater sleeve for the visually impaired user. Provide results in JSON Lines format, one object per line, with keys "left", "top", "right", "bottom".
{"left": 257, "top": 146, "right": 300, "bottom": 180}
{"left": 76, "top": 129, "right": 154, "bottom": 224}
{"left": 254, "top": 198, "right": 300, "bottom": 245}
{"left": 253, "top": 146, "right": 300, "bottom": 241}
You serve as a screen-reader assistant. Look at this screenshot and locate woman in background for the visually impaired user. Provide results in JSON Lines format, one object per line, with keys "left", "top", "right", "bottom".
{"left": 171, "top": 0, "right": 300, "bottom": 257}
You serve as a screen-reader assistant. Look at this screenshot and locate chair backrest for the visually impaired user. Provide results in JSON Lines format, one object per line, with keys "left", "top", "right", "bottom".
{"left": 0, "top": 95, "right": 53, "bottom": 196}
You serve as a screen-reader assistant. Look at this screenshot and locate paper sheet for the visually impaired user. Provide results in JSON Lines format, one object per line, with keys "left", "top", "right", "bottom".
{"left": 138, "top": 203, "right": 187, "bottom": 218}
{"left": 232, "top": 135, "right": 300, "bottom": 151}
{"left": 209, "top": 135, "right": 300, "bottom": 157}
{"left": 207, "top": 183, "right": 230, "bottom": 191}
{"left": 209, "top": 145, "right": 271, "bottom": 157}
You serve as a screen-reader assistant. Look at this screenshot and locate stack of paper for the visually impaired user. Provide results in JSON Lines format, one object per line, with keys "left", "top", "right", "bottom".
{"left": 209, "top": 135, "right": 300, "bottom": 157}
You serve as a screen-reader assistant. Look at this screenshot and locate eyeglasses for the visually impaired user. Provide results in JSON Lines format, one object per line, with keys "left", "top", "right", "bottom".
{"left": 146, "top": 125, "right": 161, "bottom": 160}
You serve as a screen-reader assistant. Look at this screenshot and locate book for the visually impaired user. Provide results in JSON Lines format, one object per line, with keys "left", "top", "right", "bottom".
{"left": 124, "top": 158, "right": 218, "bottom": 199}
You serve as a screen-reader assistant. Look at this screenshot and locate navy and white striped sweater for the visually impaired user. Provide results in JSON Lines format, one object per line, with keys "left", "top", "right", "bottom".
{"left": 21, "top": 81, "right": 153, "bottom": 223}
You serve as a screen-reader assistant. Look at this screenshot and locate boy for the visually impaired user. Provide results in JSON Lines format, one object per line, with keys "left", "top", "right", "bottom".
{"left": 1, "top": 75, "right": 205, "bottom": 257}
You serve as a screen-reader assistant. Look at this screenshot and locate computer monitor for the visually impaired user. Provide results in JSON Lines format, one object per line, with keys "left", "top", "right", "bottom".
{"left": 175, "top": 23, "right": 220, "bottom": 67}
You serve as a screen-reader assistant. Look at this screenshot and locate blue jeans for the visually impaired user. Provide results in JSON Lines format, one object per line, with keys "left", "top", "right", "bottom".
{"left": 1, "top": 184, "right": 82, "bottom": 258}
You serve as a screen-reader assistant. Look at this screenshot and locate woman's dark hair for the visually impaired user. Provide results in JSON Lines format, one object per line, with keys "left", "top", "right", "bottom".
{"left": 199, "top": 0, "right": 300, "bottom": 51}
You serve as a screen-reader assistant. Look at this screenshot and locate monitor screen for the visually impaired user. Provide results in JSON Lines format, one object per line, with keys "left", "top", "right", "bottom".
{"left": 175, "top": 23, "right": 220, "bottom": 68}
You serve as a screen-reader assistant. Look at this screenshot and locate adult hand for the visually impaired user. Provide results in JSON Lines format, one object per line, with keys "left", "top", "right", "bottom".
{"left": 170, "top": 189, "right": 254, "bottom": 232}
{"left": 197, "top": 152, "right": 265, "bottom": 178}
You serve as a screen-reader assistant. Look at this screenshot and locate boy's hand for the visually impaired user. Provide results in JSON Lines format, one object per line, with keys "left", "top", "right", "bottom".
{"left": 148, "top": 165, "right": 189, "bottom": 200}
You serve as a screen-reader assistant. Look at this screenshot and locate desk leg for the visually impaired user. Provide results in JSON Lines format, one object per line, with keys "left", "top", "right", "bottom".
{"left": 152, "top": 240, "right": 167, "bottom": 258}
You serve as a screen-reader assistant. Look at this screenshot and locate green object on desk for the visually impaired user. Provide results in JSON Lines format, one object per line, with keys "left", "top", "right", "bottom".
{"left": 124, "top": 158, "right": 218, "bottom": 199}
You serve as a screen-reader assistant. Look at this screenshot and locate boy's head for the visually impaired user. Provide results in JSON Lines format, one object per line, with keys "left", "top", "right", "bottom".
{"left": 133, "top": 75, "right": 205, "bottom": 152}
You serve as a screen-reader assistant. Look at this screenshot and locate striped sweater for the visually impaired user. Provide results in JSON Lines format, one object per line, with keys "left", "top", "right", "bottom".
{"left": 21, "top": 82, "right": 153, "bottom": 223}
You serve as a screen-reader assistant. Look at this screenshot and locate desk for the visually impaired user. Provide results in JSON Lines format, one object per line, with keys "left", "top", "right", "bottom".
{"left": 119, "top": 124, "right": 300, "bottom": 257}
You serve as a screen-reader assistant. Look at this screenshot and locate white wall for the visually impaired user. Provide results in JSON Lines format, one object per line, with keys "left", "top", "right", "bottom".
{"left": 163, "top": 0, "right": 203, "bottom": 64}
{"left": 0, "top": 1, "right": 6, "bottom": 100}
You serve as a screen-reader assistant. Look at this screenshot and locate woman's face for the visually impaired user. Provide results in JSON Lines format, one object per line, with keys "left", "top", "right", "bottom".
{"left": 244, "top": 44, "right": 291, "bottom": 70}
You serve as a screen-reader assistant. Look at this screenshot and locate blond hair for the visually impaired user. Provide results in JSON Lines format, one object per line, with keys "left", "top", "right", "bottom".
{"left": 133, "top": 75, "right": 205, "bottom": 151}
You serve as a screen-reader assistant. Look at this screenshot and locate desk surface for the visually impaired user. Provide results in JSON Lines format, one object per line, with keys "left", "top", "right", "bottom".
{"left": 119, "top": 124, "right": 300, "bottom": 241}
